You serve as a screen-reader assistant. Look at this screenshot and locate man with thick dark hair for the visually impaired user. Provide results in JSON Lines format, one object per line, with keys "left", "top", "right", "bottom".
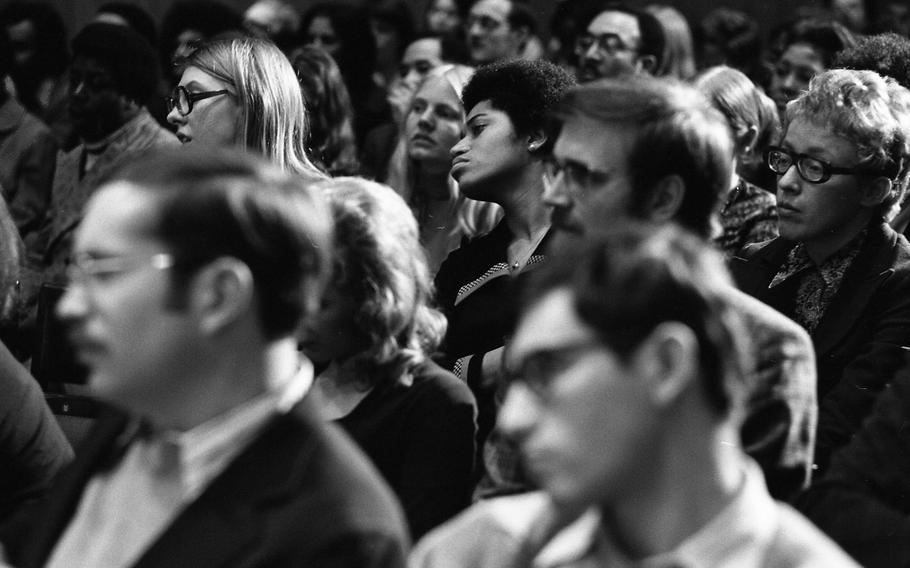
{"left": 413, "top": 224, "right": 855, "bottom": 567}
{"left": 1, "top": 146, "right": 409, "bottom": 568}
{"left": 574, "top": 1, "right": 665, "bottom": 81}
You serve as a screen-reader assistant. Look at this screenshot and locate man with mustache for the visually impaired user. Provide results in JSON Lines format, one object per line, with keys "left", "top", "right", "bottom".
{"left": 573, "top": 1, "right": 665, "bottom": 82}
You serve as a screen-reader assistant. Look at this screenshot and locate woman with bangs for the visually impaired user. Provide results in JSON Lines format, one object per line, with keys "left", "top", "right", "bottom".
{"left": 166, "top": 36, "right": 325, "bottom": 182}
{"left": 732, "top": 68, "right": 910, "bottom": 475}
{"left": 386, "top": 64, "right": 501, "bottom": 274}
{"left": 300, "top": 177, "right": 477, "bottom": 540}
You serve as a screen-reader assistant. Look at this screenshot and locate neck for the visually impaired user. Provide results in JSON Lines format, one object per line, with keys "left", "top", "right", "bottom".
{"left": 413, "top": 164, "right": 453, "bottom": 202}
{"left": 501, "top": 161, "right": 550, "bottom": 239}
{"left": 600, "top": 417, "right": 744, "bottom": 559}
{"left": 803, "top": 211, "right": 873, "bottom": 265}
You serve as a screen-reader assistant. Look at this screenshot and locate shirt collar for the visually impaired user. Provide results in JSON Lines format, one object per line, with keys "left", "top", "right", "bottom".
{"left": 769, "top": 228, "right": 868, "bottom": 290}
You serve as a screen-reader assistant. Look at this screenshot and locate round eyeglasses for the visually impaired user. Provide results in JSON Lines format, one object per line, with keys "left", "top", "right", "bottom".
{"left": 166, "top": 86, "right": 231, "bottom": 117}
{"left": 764, "top": 145, "right": 867, "bottom": 184}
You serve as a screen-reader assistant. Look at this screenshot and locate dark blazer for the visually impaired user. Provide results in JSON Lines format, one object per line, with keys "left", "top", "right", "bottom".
{"left": 797, "top": 359, "right": 910, "bottom": 568}
{"left": 2, "top": 397, "right": 409, "bottom": 568}
{"left": 731, "top": 220, "right": 910, "bottom": 474}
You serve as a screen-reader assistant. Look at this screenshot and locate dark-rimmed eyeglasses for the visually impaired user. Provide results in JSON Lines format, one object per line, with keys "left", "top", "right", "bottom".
{"left": 166, "top": 86, "right": 231, "bottom": 117}
{"left": 504, "top": 341, "right": 604, "bottom": 402}
{"left": 574, "top": 33, "right": 635, "bottom": 57}
{"left": 543, "top": 158, "right": 614, "bottom": 193}
{"left": 765, "top": 145, "right": 868, "bottom": 184}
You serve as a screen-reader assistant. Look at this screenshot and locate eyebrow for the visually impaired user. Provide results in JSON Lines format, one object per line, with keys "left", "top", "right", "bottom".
{"left": 466, "top": 113, "right": 487, "bottom": 124}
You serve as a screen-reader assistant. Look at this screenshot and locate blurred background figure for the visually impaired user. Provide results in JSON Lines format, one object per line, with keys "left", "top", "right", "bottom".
{"left": 369, "top": 0, "right": 416, "bottom": 92}
{"left": 93, "top": 2, "right": 157, "bottom": 48}
{"left": 289, "top": 45, "right": 360, "bottom": 176}
{"left": 303, "top": 176, "right": 477, "bottom": 540}
{"left": 696, "top": 8, "right": 764, "bottom": 85}
{"left": 159, "top": 0, "right": 242, "bottom": 89}
{"left": 0, "top": 1, "right": 71, "bottom": 148}
{"left": 243, "top": 0, "right": 299, "bottom": 54}
{"left": 695, "top": 65, "right": 780, "bottom": 257}
{"left": 300, "top": 2, "right": 389, "bottom": 148}
{"left": 386, "top": 64, "right": 501, "bottom": 273}
{"left": 465, "top": 0, "right": 536, "bottom": 65}
{"left": 168, "top": 36, "right": 324, "bottom": 181}
{"left": 424, "top": 0, "right": 469, "bottom": 38}
{"left": 645, "top": 4, "right": 696, "bottom": 80}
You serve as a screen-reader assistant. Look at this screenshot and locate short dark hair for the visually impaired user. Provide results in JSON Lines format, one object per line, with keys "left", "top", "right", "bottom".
{"left": 522, "top": 223, "right": 747, "bottom": 416}
{"left": 96, "top": 2, "right": 158, "bottom": 47}
{"left": 108, "top": 147, "right": 334, "bottom": 340}
{"left": 556, "top": 75, "right": 733, "bottom": 238}
{"left": 696, "top": 8, "right": 761, "bottom": 74}
{"left": 834, "top": 32, "right": 910, "bottom": 91}
{"left": 579, "top": 2, "right": 665, "bottom": 68}
{"left": 71, "top": 22, "right": 159, "bottom": 104}
{"left": 774, "top": 17, "right": 856, "bottom": 68}
{"left": 461, "top": 58, "right": 575, "bottom": 155}
{"left": 159, "top": 0, "right": 242, "bottom": 70}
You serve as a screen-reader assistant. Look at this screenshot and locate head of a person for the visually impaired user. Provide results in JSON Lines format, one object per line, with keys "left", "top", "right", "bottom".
{"left": 500, "top": 222, "right": 746, "bottom": 509}
{"left": 451, "top": 59, "right": 575, "bottom": 203}
{"left": 370, "top": 0, "right": 416, "bottom": 71}
{"left": 56, "top": 146, "right": 333, "bottom": 415}
{"left": 575, "top": 2, "right": 665, "bottom": 82}
{"left": 771, "top": 69, "right": 910, "bottom": 255}
{"left": 695, "top": 8, "right": 761, "bottom": 76}
{"left": 407, "top": 64, "right": 474, "bottom": 176}
{"left": 834, "top": 32, "right": 910, "bottom": 91}
{"left": 465, "top": 0, "right": 537, "bottom": 64}
{"left": 399, "top": 35, "right": 446, "bottom": 91}
{"left": 548, "top": 75, "right": 733, "bottom": 238}
{"left": 169, "top": 36, "right": 322, "bottom": 179}
{"left": 425, "top": 0, "right": 470, "bottom": 36}
{"left": 300, "top": 177, "right": 446, "bottom": 390}
{"left": 159, "top": 0, "right": 242, "bottom": 83}
{"left": 94, "top": 2, "right": 158, "bottom": 48}
{"left": 243, "top": 0, "right": 299, "bottom": 53}
{"left": 695, "top": 65, "right": 781, "bottom": 187}
{"left": 645, "top": 4, "right": 695, "bottom": 80}
{"left": 0, "top": 1, "right": 68, "bottom": 83}
{"left": 768, "top": 18, "right": 856, "bottom": 116}
{"left": 300, "top": 2, "right": 376, "bottom": 92}
{"left": 289, "top": 45, "right": 359, "bottom": 176}
{"left": 69, "top": 22, "right": 159, "bottom": 142}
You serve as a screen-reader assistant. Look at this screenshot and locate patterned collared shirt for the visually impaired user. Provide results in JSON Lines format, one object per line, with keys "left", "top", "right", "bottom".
{"left": 715, "top": 179, "right": 779, "bottom": 257}
{"left": 768, "top": 230, "right": 867, "bottom": 335}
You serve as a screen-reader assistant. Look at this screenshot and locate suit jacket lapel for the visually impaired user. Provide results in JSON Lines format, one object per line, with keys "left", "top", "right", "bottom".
{"left": 134, "top": 412, "right": 317, "bottom": 568}
{"left": 811, "top": 223, "right": 897, "bottom": 357}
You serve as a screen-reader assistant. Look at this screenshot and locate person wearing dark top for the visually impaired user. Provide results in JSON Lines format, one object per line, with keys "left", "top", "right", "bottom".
{"left": 434, "top": 60, "right": 575, "bottom": 477}
{"left": 302, "top": 176, "right": 477, "bottom": 540}
{"left": 732, "top": 68, "right": 910, "bottom": 475}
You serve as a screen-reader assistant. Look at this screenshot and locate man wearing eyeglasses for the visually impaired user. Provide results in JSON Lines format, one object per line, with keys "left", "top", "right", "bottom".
{"left": 0, "top": 146, "right": 410, "bottom": 567}
{"left": 26, "top": 23, "right": 176, "bottom": 300}
{"left": 574, "top": 2, "right": 665, "bottom": 82}
{"left": 732, "top": 68, "right": 910, "bottom": 477}
{"left": 412, "top": 225, "right": 856, "bottom": 567}
{"left": 465, "top": 0, "right": 536, "bottom": 65}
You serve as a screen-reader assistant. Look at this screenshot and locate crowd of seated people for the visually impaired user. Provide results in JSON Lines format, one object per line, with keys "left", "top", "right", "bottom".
{"left": 4, "top": 0, "right": 910, "bottom": 566}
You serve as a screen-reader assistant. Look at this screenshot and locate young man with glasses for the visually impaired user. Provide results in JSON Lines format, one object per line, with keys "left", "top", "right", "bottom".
{"left": 732, "top": 68, "right": 910, "bottom": 476}
{"left": 574, "top": 2, "right": 665, "bottom": 82}
{"left": 0, "top": 146, "right": 409, "bottom": 567}
{"left": 412, "top": 224, "right": 856, "bottom": 567}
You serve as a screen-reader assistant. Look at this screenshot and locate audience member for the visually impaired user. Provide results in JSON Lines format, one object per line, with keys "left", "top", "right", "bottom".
{"left": 696, "top": 8, "right": 763, "bottom": 82}
{"left": 645, "top": 4, "right": 696, "bottom": 80}
{"left": 0, "top": 27, "right": 57, "bottom": 244}
{"left": 93, "top": 2, "right": 158, "bottom": 48}
{"left": 767, "top": 17, "right": 856, "bottom": 117}
{"left": 435, "top": 59, "right": 575, "bottom": 482}
{"left": 0, "top": 2, "right": 72, "bottom": 148}
{"left": 289, "top": 46, "right": 360, "bottom": 176}
{"left": 412, "top": 224, "right": 855, "bottom": 567}
{"left": 424, "top": 0, "right": 469, "bottom": 38}
{"left": 303, "top": 176, "right": 476, "bottom": 539}
{"left": 465, "top": 0, "right": 536, "bottom": 65}
{"left": 168, "top": 36, "right": 325, "bottom": 182}
{"left": 574, "top": 1, "right": 665, "bottom": 82}
{"left": 369, "top": 0, "right": 417, "bottom": 90}
{"left": 158, "top": 0, "right": 242, "bottom": 88}
{"left": 29, "top": 23, "right": 176, "bottom": 290}
{"left": 732, "top": 68, "right": 910, "bottom": 475}
{"left": 386, "top": 64, "right": 500, "bottom": 273}
{"left": 695, "top": 65, "right": 780, "bottom": 256}
{"left": 243, "top": 0, "right": 300, "bottom": 54}
{"left": 0, "top": 146, "right": 409, "bottom": 567}
{"left": 0, "top": 194, "right": 71, "bottom": 527}
{"left": 539, "top": 75, "right": 816, "bottom": 501}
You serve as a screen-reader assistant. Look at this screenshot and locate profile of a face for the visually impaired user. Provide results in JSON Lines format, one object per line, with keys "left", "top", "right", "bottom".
{"left": 406, "top": 75, "right": 465, "bottom": 169}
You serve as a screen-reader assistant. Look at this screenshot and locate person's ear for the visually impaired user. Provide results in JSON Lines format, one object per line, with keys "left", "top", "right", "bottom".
{"left": 189, "top": 257, "right": 255, "bottom": 336}
{"left": 527, "top": 129, "right": 547, "bottom": 153}
{"left": 736, "top": 124, "right": 759, "bottom": 156}
{"left": 646, "top": 174, "right": 686, "bottom": 224}
{"left": 860, "top": 176, "right": 893, "bottom": 207}
{"left": 633, "top": 321, "right": 698, "bottom": 408}
{"left": 636, "top": 54, "right": 658, "bottom": 75}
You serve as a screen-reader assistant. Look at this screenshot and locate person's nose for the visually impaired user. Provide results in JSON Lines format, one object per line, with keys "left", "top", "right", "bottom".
{"left": 166, "top": 104, "right": 185, "bottom": 127}
{"left": 497, "top": 384, "right": 539, "bottom": 443}
{"left": 56, "top": 281, "right": 90, "bottom": 327}
{"left": 542, "top": 167, "right": 572, "bottom": 210}
{"left": 417, "top": 107, "right": 435, "bottom": 130}
{"left": 450, "top": 134, "right": 468, "bottom": 159}
{"left": 777, "top": 161, "right": 802, "bottom": 195}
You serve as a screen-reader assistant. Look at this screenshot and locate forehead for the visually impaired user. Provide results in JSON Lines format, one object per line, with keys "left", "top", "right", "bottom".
{"left": 178, "top": 65, "right": 230, "bottom": 90}
{"left": 783, "top": 117, "right": 857, "bottom": 161}
{"left": 471, "top": 0, "right": 511, "bottom": 21}
{"left": 7, "top": 20, "right": 36, "bottom": 43}
{"left": 780, "top": 43, "right": 825, "bottom": 69}
{"left": 76, "top": 182, "right": 161, "bottom": 252}
{"left": 70, "top": 54, "right": 114, "bottom": 75}
{"left": 416, "top": 75, "right": 459, "bottom": 104}
{"left": 555, "top": 113, "right": 633, "bottom": 170}
{"left": 308, "top": 16, "right": 335, "bottom": 34}
{"left": 403, "top": 38, "right": 442, "bottom": 62}
{"left": 588, "top": 10, "right": 640, "bottom": 41}
{"left": 510, "top": 288, "right": 596, "bottom": 360}
{"left": 466, "top": 99, "right": 512, "bottom": 125}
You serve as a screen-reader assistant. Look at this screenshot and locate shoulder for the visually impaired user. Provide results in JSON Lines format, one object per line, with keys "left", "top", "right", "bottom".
{"left": 437, "top": 222, "right": 509, "bottom": 274}
{"left": 409, "top": 361, "right": 476, "bottom": 407}
{"left": 764, "top": 503, "right": 860, "bottom": 567}
{"left": 410, "top": 492, "right": 550, "bottom": 568}
{"left": 727, "top": 287, "right": 810, "bottom": 346}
